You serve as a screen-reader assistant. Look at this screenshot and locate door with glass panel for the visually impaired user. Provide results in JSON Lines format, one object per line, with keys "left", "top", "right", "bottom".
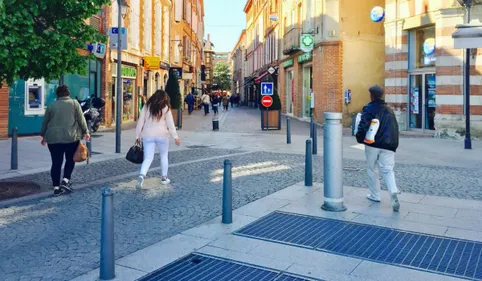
{"left": 408, "top": 73, "right": 436, "bottom": 131}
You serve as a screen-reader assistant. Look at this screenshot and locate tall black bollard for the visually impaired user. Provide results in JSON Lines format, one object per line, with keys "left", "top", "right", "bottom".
{"left": 310, "top": 115, "right": 314, "bottom": 138}
{"left": 222, "top": 160, "right": 233, "bottom": 224}
{"left": 100, "top": 188, "right": 115, "bottom": 280}
{"left": 305, "top": 139, "right": 313, "bottom": 187}
{"left": 86, "top": 121, "right": 92, "bottom": 158}
{"left": 312, "top": 123, "right": 318, "bottom": 155}
{"left": 11, "top": 127, "right": 18, "bottom": 170}
{"left": 286, "top": 117, "right": 291, "bottom": 144}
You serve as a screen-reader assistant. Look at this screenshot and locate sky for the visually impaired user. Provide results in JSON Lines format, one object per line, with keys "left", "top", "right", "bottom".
{"left": 204, "top": 0, "right": 246, "bottom": 53}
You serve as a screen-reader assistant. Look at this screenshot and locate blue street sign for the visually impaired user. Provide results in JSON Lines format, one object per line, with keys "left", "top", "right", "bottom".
{"left": 261, "top": 82, "right": 274, "bottom": 95}
{"left": 109, "top": 27, "right": 126, "bottom": 35}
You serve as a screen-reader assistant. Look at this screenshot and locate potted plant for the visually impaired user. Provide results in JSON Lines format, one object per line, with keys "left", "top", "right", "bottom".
{"left": 166, "top": 68, "right": 182, "bottom": 129}
{"left": 261, "top": 88, "right": 282, "bottom": 130}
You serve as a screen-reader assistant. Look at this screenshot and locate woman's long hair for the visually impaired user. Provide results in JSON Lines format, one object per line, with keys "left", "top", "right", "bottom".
{"left": 145, "top": 90, "right": 170, "bottom": 120}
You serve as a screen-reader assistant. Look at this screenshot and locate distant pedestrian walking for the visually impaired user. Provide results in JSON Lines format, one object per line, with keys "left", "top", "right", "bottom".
{"left": 223, "top": 95, "right": 229, "bottom": 111}
{"left": 184, "top": 92, "right": 195, "bottom": 115}
{"left": 40, "top": 85, "right": 90, "bottom": 196}
{"left": 201, "top": 92, "right": 211, "bottom": 115}
{"left": 356, "top": 85, "right": 401, "bottom": 211}
{"left": 135, "top": 90, "right": 181, "bottom": 189}
{"left": 212, "top": 95, "right": 219, "bottom": 115}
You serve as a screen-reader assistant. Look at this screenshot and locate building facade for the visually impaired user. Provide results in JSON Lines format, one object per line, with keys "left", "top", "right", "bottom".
{"left": 384, "top": 0, "right": 482, "bottom": 138}
{"left": 203, "top": 34, "right": 215, "bottom": 89}
{"left": 171, "top": 0, "right": 205, "bottom": 99}
{"left": 1, "top": 11, "right": 106, "bottom": 138}
{"left": 275, "top": 0, "right": 385, "bottom": 125}
{"left": 244, "top": 0, "right": 281, "bottom": 109}
{"left": 231, "top": 30, "right": 247, "bottom": 104}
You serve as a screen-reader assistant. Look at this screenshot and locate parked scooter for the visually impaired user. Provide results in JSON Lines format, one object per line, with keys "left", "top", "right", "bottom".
{"left": 78, "top": 95, "right": 106, "bottom": 133}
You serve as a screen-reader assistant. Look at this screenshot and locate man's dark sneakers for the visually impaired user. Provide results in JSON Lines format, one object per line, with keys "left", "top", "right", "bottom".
{"left": 54, "top": 187, "right": 64, "bottom": 196}
{"left": 60, "top": 179, "right": 73, "bottom": 193}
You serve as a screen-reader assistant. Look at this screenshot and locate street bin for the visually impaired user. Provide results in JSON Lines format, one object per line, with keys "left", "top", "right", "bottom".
{"left": 213, "top": 118, "right": 219, "bottom": 131}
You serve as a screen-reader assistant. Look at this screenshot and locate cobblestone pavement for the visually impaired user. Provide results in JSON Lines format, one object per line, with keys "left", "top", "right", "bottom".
{"left": 1, "top": 147, "right": 482, "bottom": 281}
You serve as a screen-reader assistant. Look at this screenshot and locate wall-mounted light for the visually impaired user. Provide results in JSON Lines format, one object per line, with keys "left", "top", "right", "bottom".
{"left": 120, "top": 0, "right": 130, "bottom": 19}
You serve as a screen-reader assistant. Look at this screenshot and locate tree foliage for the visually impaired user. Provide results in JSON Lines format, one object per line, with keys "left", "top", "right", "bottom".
{"left": 213, "top": 61, "right": 231, "bottom": 91}
{"left": 0, "top": 0, "right": 110, "bottom": 85}
{"left": 166, "top": 68, "right": 181, "bottom": 109}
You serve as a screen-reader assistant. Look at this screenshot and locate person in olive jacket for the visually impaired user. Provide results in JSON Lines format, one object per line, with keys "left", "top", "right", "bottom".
{"left": 40, "top": 85, "right": 90, "bottom": 196}
{"left": 356, "top": 85, "right": 401, "bottom": 211}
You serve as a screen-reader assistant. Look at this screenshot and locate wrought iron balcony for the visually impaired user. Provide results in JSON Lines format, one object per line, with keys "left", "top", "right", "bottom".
{"left": 283, "top": 27, "right": 301, "bottom": 55}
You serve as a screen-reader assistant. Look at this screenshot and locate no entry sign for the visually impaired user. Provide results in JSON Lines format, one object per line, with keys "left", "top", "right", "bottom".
{"left": 261, "top": 95, "right": 273, "bottom": 107}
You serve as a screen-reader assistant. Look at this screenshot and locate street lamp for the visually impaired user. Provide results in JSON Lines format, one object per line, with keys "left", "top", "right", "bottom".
{"left": 115, "top": 0, "right": 130, "bottom": 154}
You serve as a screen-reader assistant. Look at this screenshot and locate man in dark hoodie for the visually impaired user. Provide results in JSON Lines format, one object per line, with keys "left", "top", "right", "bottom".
{"left": 356, "top": 85, "right": 401, "bottom": 211}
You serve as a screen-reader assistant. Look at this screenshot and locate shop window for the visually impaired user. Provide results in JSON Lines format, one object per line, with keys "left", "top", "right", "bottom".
{"left": 25, "top": 79, "right": 45, "bottom": 115}
{"left": 409, "top": 25, "right": 436, "bottom": 69}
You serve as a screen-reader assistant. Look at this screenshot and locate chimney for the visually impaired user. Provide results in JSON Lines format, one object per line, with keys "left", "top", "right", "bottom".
{"left": 207, "top": 34, "right": 210, "bottom": 42}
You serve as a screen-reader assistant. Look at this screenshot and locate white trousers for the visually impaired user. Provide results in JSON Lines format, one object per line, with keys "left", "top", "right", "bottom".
{"left": 140, "top": 137, "right": 169, "bottom": 177}
{"left": 365, "top": 146, "right": 399, "bottom": 199}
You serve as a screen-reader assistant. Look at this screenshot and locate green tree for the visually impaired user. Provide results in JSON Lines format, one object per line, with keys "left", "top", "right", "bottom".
{"left": 0, "top": 0, "right": 110, "bottom": 85}
{"left": 166, "top": 68, "right": 181, "bottom": 109}
{"left": 213, "top": 61, "right": 231, "bottom": 91}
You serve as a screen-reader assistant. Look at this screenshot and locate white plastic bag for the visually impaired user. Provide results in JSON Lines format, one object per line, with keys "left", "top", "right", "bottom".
{"left": 353, "top": 113, "right": 362, "bottom": 135}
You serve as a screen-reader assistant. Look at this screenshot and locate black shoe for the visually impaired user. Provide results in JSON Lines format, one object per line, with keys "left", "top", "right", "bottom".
{"left": 60, "top": 180, "right": 73, "bottom": 193}
{"left": 54, "top": 187, "right": 64, "bottom": 196}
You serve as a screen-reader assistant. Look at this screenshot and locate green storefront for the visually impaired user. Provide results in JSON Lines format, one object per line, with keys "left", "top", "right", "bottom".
{"left": 8, "top": 60, "right": 101, "bottom": 136}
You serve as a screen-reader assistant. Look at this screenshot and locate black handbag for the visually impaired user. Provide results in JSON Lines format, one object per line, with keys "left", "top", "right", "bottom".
{"left": 126, "top": 141, "right": 144, "bottom": 164}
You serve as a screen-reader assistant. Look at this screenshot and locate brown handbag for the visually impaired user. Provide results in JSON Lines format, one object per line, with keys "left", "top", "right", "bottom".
{"left": 73, "top": 141, "right": 88, "bottom": 163}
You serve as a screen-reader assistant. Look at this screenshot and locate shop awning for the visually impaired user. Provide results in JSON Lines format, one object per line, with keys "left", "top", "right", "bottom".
{"left": 255, "top": 71, "right": 268, "bottom": 83}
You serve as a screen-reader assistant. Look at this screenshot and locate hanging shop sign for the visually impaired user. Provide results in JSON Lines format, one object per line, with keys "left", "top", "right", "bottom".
{"left": 370, "top": 6, "right": 385, "bottom": 22}
{"left": 160, "top": 62, "right": 170, "bottom": 70}
{"left": 171, "top": 67, "right": 182, "bottom": 79}
{"left": 300, "top": 33, "right": 314, "bottom": 53}
{"left": 144, "top": 57, "right": 161, "bottom": 71}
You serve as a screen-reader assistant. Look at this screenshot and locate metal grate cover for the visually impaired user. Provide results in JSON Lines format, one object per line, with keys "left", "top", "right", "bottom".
{"left": 235, "top": 211, "right": 482, "bottom": 281}
{"left": 136, "top": 253, "right": 316, "bottom": 281}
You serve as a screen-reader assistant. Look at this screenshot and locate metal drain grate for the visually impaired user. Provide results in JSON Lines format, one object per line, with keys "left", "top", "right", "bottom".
{"left": 234, "top": 211, "right": 482, "bottom": 281}
{"left": 136, "top": 254, "right": 317, "bottom": 281}
{"left": 0, "top": 181, "right": 42, "bottom": 201}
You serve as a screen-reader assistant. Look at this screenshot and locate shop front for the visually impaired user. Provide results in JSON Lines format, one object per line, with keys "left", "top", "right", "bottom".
{"left": 7, "top": 59, "right": 101, "bottom": 136}
{"left": 283, "top": 59, "right": 294, "bottom": 116}
{"left": 112, "top": 63, "right": 138, "bottom": 123}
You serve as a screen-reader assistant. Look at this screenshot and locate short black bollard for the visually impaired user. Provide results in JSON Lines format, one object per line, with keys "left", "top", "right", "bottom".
{"left": 100, "top": 188, "right": 115, "bottom": 280}
{"left": 305, "top": 139, "right": 313, "bottom": 186}
{"left": 11, "top": 127, "right": 18, "bottom": 170}
{"left": 222, "top": 159, "right": 233, "bottom": 224}
{"left": 286, "top": 117, "right": 291, "bottom": 144}
{"left": 212, "top": 118, "right": 219, "bottom": 131}
{"left": 312, "top": 123, "right": 318, "bottom": 155}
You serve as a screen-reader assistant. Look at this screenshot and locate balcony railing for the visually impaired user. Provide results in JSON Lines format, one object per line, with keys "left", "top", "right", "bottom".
{"left": 283, "top": 27, "right": 300, "bottom": 55}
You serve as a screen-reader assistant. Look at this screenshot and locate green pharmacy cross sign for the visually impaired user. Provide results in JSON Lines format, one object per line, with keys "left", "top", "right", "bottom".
{"left": 300, "top": 34, "right": 314, "bottom": 53}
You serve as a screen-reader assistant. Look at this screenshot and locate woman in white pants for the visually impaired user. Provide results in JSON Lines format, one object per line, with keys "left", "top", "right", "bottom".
{"left": 135, "top": 90, "right": 180, "bottom": 189}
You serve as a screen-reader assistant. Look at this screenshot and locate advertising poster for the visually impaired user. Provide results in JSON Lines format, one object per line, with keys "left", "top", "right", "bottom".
{"left": 427, "top": 75, "right": 436, "bottom": 108}
{"left": 410, "top": 88, "right": 419, "bottom": 114}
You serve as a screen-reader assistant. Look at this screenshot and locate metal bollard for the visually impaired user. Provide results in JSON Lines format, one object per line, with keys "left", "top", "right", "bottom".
{"left": 305, "top": 139, "right": 313, "bottom": 187}
{"left": 100, "top": 188, "right": 115, "bottom": 280}
{"left": 86, "top": 121, "right": 92, "bottom": 158}
{"left": 310, "top": 115, "right": 314, "bottom": 138}
{"left": 321, "top": 113, "right": 346, "bottom": 212}
{"left": 212, "top": 118, "right": 219, "bottom": 131}
{"left": 312, "top": 123, "right": 318, "bottom": 155}
{"left": 222, "top": 160, "right": 233, "bottom": 224}
{"left": 11, "top": 127, "right": 18, "bottom": 170}
{"left": 286, "top": 117, "right": 291, "bottom": 144}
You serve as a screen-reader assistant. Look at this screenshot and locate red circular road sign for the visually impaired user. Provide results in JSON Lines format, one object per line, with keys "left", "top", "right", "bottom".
{"left": 261, "top": 95, "right": 273, "bottom": 107}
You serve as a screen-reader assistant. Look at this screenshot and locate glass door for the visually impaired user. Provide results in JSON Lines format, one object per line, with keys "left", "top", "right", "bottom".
{"left": 302, "top": 66, "right": 312, "bottom": 118}
{"left": 409, "top": 73, "right": 436, "bottom": 131}
{"left": 285, "top": 70, "right": 293, "bottom": 115}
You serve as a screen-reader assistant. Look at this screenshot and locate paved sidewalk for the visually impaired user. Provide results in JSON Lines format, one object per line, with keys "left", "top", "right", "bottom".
{"left": 72, "top": 181, "right": 482, "bottom": 281}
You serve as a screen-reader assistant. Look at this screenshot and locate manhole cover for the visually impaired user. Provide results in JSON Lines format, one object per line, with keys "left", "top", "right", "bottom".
{"left": 0, "top": 181, "right": 42, "bottom": 201}
{"left": 186, "top": 145, "right": 210, "bottom": 149}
